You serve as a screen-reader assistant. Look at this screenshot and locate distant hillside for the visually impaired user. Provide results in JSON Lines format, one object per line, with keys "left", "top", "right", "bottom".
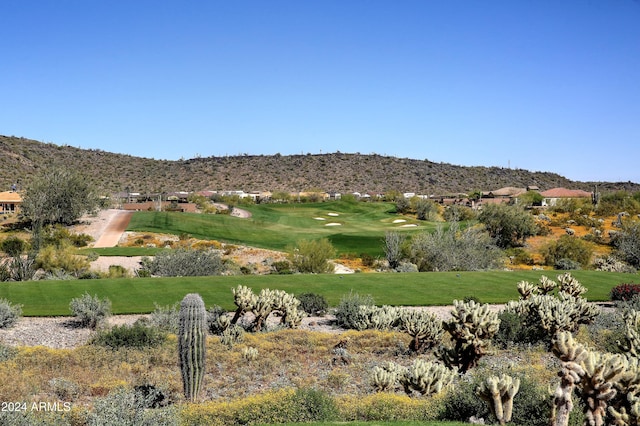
{"left": 1, "top": 135, "right": 638, "bottom": 196}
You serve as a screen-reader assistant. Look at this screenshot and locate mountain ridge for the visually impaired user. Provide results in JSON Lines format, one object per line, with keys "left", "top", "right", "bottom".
{"left": 1, "top": 135, "right": 638, "bottom": 195}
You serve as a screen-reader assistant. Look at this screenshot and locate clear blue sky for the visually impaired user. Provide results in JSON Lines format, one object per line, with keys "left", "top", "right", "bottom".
{"left": 2, "top": 1, "right": 639, "bottom": 183}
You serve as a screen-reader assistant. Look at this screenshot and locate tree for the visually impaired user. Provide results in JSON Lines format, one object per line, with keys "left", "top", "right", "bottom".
{"left": 21, "top": 168, "right": 99, "bottom": 248}
{"left": 408, "top": 222, "right": 503, "bottom": 272}
{"left": 542, "top": 235, "right": 593, "bottom": 269}
{"left": 477, "top": 203, "right": 536, "bottom": 249}
{"left": 613, "top": 221, "right": 640, "bottom": 268}
{"left": 384, "top": 231, "right": 406, "bottom": 269}
{"left": 288, "top": 238, "right": 335, "bottom": 273}
{"left": 415, "top": 198, "right": 439, "bottom": 221}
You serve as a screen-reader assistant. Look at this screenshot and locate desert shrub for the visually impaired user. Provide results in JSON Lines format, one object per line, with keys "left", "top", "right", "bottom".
{"left": 106, "top": 264, "right": 129, "bottom": 278}
{"left": 339, "top": 393, "right": 444, "bottom": 422}
{"left": 360, "top": 252, "right": 375, "bottom": 267}
{"left": 477, "top": 203, "right": 537, "bottom": 248}
{"left": 542, "top": 235, "right": 593, "bottom": 268}
{"left": 415, "top": 198, "right": 439, "bottom": 221}
{"left": 289, "top": 388, "right": 339, "bottom": 422}
{"left": 409, "top": 223, "right": 503, "bottom": 272}
{"left": 555, "top": 258, "right": 582, "bottom": 270}
{"left": 593, "top": 256, "right": 637, "bottom": 273}
{"left": 439, "top": 377, "right": 490, "bottom": 423}
{"left": 288, "top": 238, "right": 336, "bottom": 273}
{"left": 297, "top": 293, "right": 329, "bottom": 316}
{"left": 85, "top": 387, "right": 177, "bottom": 426}
{"left": 334, "top": 292, "right": 376, "bottom": 330}
{"left": 0, "top": 298, "right": 22, "bottom": 329}
{"left": 69, "top": 292, "right": 111, "bottom": 329}
{"left": 141, "top": 248, "right": 225, "bottom": 277}
{"left": 49, "top": 377, "right": 81, "bottom": 400}
{"left": 444, "top": 204, "right": 476, "bottom": 222}
{"left": 612, "top": 221, "right": 640, "bottom": 268}
{"left": 271, "top": 260, "right": 293, "bottom": 274}
{"left": 509, "top": 375, "right": 552, "bottom": 426}
{"left": 41, "top": 224, "right": 93, "bottom": 248}
{"left": 149, "top": 303, "right": 180, "bottom": 333}
{"left": 0, "top": 410, "right": 72, "bottom": 426}
{"left": 586, "top": 309, "right": 625, "bottom": 353}
{"left": 35, "top": 242, "right": 90, "bottom": 277}
{"left": 0, "top": 235, "right": 27, "bottom": 256}
{"left": 0, "top": 342, "right": 17, "bottom": 361}
{"left": 91, "top": 322, "right": 167, "bottom": 349}
{"left": 610, "top": 283, "right": 640, "bottom": 301}
{"left": 506, "top": 247, "right": 534, "bottom": 266}
{"left": 0, "top": 263, "right": 10, "bottom": 282}
{"left": 492, "top": 311, "right": 547, "bottom": 348}
{"left": 384, "top": 231, "right": 406, "bottom": 270}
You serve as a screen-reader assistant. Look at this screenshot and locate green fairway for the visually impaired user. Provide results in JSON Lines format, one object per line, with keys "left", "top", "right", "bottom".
{"left": 0, "top": 271, "right": 632, "bottom": 316}
{"left": 125, "top": 201, "right": 432, "bottom": 256}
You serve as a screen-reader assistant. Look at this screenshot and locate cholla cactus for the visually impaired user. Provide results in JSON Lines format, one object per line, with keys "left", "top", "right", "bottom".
{"left": 438, "top": 300, "right": 500, "bottom": 373}
{"left": 617, "top": 309, "right": 640, "bottom": 359}
{"left": 557, "top": 272, "right": 588, "bottom": 297}
{"left": 400, "top": 359, "right": 457, "bottom": 396}
{"left": 371, "top": 361, "right": 403, "bottom": 392}
{"left": 476, "top": 374, "right": 520, "bottom": 425}
{"left": 370, "top": 305, "right": 401, "bottom": 330}
{"left": 231, "top": 285, "right": 257, "bottom": 324}
{"left": 399, "top": 309, "right": 444, "bottom": 352}
{"left": 552, "top": 331, "right": 632, "bottom": 426}
{"left": 178, "top": 293, "right": 207, "bottom": 402}
{"left": 538, "top": 275, "right": 558, "bottom": 294}
{"left": 241, "top": 346, "right": 259, "bottom": 362}
{"left": 517, "top": 280, "right": 538, "bottom": 299}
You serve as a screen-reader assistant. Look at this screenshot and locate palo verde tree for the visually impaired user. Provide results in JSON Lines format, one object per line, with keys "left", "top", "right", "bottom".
{"left": 477, "top": 203, "right": 536, "bottom": 249}
{"left": 21, "top": 167, "right": 100, "bottom": 249}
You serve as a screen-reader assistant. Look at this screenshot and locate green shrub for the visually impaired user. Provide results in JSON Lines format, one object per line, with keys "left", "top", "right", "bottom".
{"left": 555, "top": 258, "right": 582, "bottom": 270}
{"left": 439, "top": 377, "right": 490, "bottom": 423}
{"left": 0, "top": 235, "right": 27, "bottom": 257}
{"left": 334, "top": 292, "right": 376, "bottom": 330}
{"left": 290, "top": 388, "right": 339, "bottom": 422}
{"left": 69, "top": 292, "right": 111, "bottom": 329}
{"left": 91, "top": 322, "right": 167, "bottom": 349}
{"left": 509, "top": 375, "right": 551, "bottom": 426}
{"left": 288, "top": 238, "right": 336, "bottom": 273}
{"left": 0, "top": 298, "right": 22, "bottom": 329}
{"left": 141, "top": 248, "right": 225, "bottom": 277}
{"left": 36, "top": 242, "right": 90, "bottom": 277}
{"left": 271, "top": 260, "right": 293, "bottom": 274}
{"left": 85, "top": 387, "right": 177, "bottom": 426}
{"left": 492, "top": 311, "right": 547, "bottom": 349}
{"left": 542, "top": 235, "right": 593, "bottom": 268}
{"left": 360, "top": 252, "right": 375, "bottom": 267}
{"left": 149, "top": 302, "right": 180, "bottom": 333}
{"left": 297, "top": 293, "right": 329, "bottom": 316}
{"left": 107, "top": 264, "right": 129, "bottom": 278}
{"left": 0, "top": 342, "right": 17, "bottom": 361}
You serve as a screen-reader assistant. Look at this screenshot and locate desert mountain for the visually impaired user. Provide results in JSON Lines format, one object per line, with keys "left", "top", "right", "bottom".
{"left": 1, "top": 135, "right": 638, "bottom": 196}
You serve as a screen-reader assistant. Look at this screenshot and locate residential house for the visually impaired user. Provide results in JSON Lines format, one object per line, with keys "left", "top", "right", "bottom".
{"left": 539, "top": 188, "right": 593, "bottom": 207}
{"left": 0, "top": 191, "right": 22, "bottom": 214}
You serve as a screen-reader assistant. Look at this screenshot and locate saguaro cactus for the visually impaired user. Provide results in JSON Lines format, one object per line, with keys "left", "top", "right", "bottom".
{"left": 178, "top": 293, "right": 207, "bottom": 402}
{"left": 476, "top": 374, "right": 520, "bottom": 425}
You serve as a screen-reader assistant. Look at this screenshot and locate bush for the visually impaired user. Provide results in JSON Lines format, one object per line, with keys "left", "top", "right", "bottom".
{"left": 360, "top": 252, "right": 375, "bottom": 267}
{"left": 141, "top": 248, "right": 225, "bottom": 277}
{"left": 149, "top": 303, "right": 180, "bottom": 333}
{"left": 91, "top": 322, "right": 167, "bottom": 349}
{"left": 69, "top": 292, "right": 111, "bottom": 329}
{"left": 35, "top": 242, "right": 90, "bottom": 277}
{"left": 439, "top": 377, "right": 490, "bottom": 423}
{"left": 334, "top": 292, "right": 376, "bottom": 330}
{"left": 0, "top": 235, "right": 27, "bottom": 257}
{"left": 0, "top": 342, "right": 17, "bottom": 361}
{"left": 290, "top": 388, "right": 339, "bottom": 422}
{"left": 555, "top": 258, "right": 582, "bottom": 270}
{"left": 0, "top": 298, "right": 22, "bottom": 329}
{"left": 288, "top": 238, "right": 336, "bottom": 273}
{"left": 610, "top": 283, "right": 640, "bottom": 301}
{"left": 85, "top": 387, "right": 177, "bottom": 426}
{"left": 492, "top": 311, "right": 547, "bottom": 349}
{"left": 271, "top": 260, "right": 293, "bottom": 274}
{"left": 297, "top": 293, "right": 329, "bottom": 316}
{"left": 542, "top": 235, "right": 593, "bottom": 268}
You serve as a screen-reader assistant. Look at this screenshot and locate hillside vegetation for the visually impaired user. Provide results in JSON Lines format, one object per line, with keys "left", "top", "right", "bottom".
{"left": 2, "top": 135, "right": 638, "bottom": 195}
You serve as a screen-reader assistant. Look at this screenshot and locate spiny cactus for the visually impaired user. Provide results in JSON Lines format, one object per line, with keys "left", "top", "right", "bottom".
{"left": 551, "top": 331, "right": 633, "bottom": 426}
{"left": 557, "top": 272, "right": 588, "bottom": 297}
{"left": 617, "top": 309, "right": 640, "bottom": 359}
{"left": 178, "top": 293, "right": 207, "bottom": 402}
{"left": 399, "top": 309, "right": 444, "bottom": 352}
{"left": 476, "top": 374, "right": 520, "bottom": 425}
{"left": 400, "top": 359, "right": 457, "bottom": 396}
{"left": 230, "top": 285, "right": 305, "bottom": 331}
{"left": 231, "top": 285, "right": 257, "bottom": 324}
{"left": 438, "top": 299, "right": 500, "bottom": 373}
{"left": 371, "top": 361, "right": 402, "bottom": 392}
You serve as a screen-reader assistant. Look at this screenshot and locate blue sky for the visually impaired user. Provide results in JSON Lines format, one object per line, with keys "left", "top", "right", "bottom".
{"left": 1, "top": 1, "right": 639, "bottom": 183}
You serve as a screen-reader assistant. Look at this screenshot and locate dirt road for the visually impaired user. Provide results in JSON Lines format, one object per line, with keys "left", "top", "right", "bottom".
{"left": 92, "top": 210, "right": 134, "bottom": 248}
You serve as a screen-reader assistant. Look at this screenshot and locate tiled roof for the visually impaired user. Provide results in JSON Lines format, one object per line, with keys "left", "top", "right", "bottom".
{"left": 540, "top": 188, "right": 592, "bottom": 198}
{"left": 0, "top": 191, "right": 22, "bottom": 203}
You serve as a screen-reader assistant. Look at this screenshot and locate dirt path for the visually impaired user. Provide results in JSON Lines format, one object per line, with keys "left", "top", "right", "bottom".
{"left": 92, "top": 211, "right": 134, "bottom": 248}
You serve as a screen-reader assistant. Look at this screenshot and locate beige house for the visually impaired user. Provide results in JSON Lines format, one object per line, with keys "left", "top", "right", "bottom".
{"left": 539, "top": 187, "right": 593, "bottom": 207}
{"left": 0, "top": 191, "right": 22, "bottom": 214}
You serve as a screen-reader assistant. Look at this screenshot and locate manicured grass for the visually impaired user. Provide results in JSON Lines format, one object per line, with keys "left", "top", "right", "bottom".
{"left": 125, "top": 201, "right": 433, "bottom": 256}
{"left": 0, "top": 270, "right": 632, "bottom": 316}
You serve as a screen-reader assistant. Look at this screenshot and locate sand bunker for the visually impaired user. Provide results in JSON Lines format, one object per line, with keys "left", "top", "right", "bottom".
{"left": 392, "top": 219, "right": 407, "bottom": 223}
{"left": 325, "top": 222, "right": 342, "bottom": 226}
{"left": 314, "top": 217, "right": 326, "bottom": 220}
{"left": 327, "top": 213, "right": 339, "bottom": 217}
{"left": 400, "top": 224, "right": 418, "bottom": 227}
